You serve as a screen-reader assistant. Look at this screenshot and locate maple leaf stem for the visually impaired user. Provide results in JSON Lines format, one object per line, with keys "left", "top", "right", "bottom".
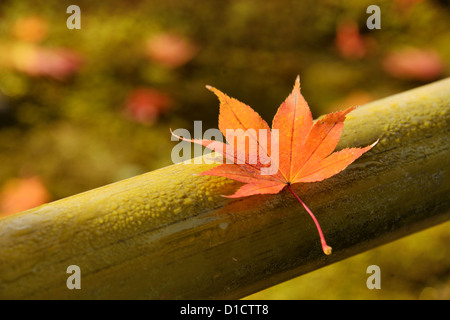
{"left": 286, "top": 184, "right": 332, "bottom": 255}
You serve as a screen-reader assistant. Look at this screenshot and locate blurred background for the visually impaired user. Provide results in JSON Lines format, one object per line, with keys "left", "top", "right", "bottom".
{"left": 0, "top": 0, "right": 449, "bottom": 299}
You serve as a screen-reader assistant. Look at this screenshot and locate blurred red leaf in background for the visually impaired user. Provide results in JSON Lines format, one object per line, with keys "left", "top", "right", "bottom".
{"left": 382, "top": 48, "right": 444, "bottom": 81}
{"left": 0, "top": 15, "right": 83, "bottom": 81}
{"left": 12, "top": 16, "right": 49, "bottom": 43}
{"left": 146, "top": 32, "right": 199, "bottom": 68}
{"left": 125, "top": 88, "right": 172, "bottom": 125}
{"left": 335, "top": 20, "right": 377, "bottom": 60}
{"left": 0, "top": 176, "right": 51, "bottom": 218}
{"left": 9, "top": 44, "right": 84, "bottom": 81}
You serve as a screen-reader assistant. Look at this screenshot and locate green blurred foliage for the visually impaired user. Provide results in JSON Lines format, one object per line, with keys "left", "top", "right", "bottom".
{"left": 0, "top": 0, "right": 448, "bottom": 299}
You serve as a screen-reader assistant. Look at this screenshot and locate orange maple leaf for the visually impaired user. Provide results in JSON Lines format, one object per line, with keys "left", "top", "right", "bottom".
{"left": 173, "top": 76, "right": 377, "bottom": 255}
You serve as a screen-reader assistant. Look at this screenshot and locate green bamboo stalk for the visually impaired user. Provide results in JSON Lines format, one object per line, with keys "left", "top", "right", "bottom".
{"left": 0, "top": 78, "right": 449, "bottom": 299}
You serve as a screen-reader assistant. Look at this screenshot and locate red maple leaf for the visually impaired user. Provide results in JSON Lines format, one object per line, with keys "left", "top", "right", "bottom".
{"left": 172, "top": 76, "right": 377, "bottom": 255}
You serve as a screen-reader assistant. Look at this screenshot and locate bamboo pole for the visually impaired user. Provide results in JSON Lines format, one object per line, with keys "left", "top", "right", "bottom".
{"left": 0, "top": 78, "right": 449, "bottom": 299}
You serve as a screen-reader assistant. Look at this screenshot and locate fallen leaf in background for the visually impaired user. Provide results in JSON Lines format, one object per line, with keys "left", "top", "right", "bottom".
{"left": 146, "top": 32, "right": 199, "bottom": 68}
{"left": 0, "top": 176, "right": 51, "bottom": 218}
{"left": 382, "top": 48, "right": 444, "bottom": 81}
{"left": 125, "top": 88, "right": 172, "bottom": 125}
{"left": 335, "top": 20, "right": 377, "bottom": 60}
{"left": 2, "top": 43, "right": 83, "bottom": 81}
{"left": 12, "top": 16, "right": 49, "bottom": 43}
